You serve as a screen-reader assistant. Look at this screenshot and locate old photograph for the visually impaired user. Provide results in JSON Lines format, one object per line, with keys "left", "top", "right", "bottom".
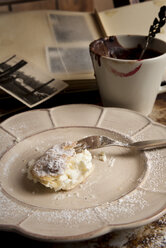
{"left": 0, "top": 55, "right": 68, "bottom": 107}
{"left": 48, "top": 13, "right": 94, "bottom": 43}
{"left": 46, "top": 46, "right": 93, "bottom": 74}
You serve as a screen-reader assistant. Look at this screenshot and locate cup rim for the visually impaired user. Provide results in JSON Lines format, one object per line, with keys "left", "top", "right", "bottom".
{"left": 89, "top": 34, "right": 166, "bottom": 62}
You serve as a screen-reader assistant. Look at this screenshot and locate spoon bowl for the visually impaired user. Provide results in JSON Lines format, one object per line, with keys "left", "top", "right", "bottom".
{"left": 75, "top": 136, "right": 166, "bottom": 153}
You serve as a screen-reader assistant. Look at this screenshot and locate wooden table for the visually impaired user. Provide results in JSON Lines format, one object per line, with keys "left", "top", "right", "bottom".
{"left": 0, "top": 91, "right": 166, "bottom": 248}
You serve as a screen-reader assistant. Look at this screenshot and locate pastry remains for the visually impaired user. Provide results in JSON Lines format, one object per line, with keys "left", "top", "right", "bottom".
{"left": 27, "top": 141, "right": 93, "bottom": 191}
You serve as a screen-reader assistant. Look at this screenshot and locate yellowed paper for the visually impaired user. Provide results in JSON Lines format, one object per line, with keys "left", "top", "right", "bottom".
{"left": 97, "top": 1, "right": 166, "bottom": 42}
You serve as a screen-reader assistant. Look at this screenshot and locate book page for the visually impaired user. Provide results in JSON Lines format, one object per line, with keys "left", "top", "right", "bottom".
{"left": 97, "top": 1, "right": 166, "bottom": 41}
{"left": 47, "top": 11, "right": 101, "bottom": 80}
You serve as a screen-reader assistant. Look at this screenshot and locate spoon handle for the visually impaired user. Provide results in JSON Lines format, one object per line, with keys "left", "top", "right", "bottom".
{"left": 131, "top": 139, "right": 166, "bottom": 150}
{"left": 139, "top": 6, "right": 166, "bottom": 60}
{"left": 139, "top": 37, "right": 149, "bottom": 60}
{"left": 75, "top": 136, "right": 166, "bottom": 152}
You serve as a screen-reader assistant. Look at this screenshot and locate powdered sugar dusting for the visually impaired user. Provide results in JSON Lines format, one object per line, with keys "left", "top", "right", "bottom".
{"left": 0, "top": 186, "right": 33, "bottom": 223}
{"left": 125, "top": 130, "right": 166, "bottom": 193}
{"left": 28, "top": 141, "right": 75, "bottom": 177}
{"left": 33, "top": 208, "right": 99, "bottom": 226}
{"left": 140, "top": 150, "right": 166, "bottom": 193}
{"left": 24, "top": 189, "right": 149, "bottom": 228}
{"left": 94, "top": 189, "right": 149, "bottom": 223}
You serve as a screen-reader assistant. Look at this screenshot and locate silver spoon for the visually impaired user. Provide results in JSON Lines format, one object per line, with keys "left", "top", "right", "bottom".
{"left": 74, "top": 136, "right": 166, "bottom": 153}
{"left": 139, "top": 6, "right": 166, "bottom": 59}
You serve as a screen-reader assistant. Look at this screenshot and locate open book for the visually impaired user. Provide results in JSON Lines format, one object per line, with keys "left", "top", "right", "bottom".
{"left": 46, "top": 0, "right": 166, "bottom": 92}
{"left": 0, "top": 1, "right": 165, "bottom": 98}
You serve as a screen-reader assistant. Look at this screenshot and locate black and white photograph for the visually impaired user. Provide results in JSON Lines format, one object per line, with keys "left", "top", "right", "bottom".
{"left": 46, "top": 46, "right": 93, "bottom": 74}
{"left": 0, "top": 55, "right": 68, "bottom": 108}
{"left": 46, "top": 11, "right": 99, "bottom": 80}
{"left": 48, "top": 13, "right": 94, "bottom": 43}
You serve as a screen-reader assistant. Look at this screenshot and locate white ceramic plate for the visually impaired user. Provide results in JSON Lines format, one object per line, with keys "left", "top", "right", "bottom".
{"left": 0, "top": 104, "right": 166, "bottom": 241}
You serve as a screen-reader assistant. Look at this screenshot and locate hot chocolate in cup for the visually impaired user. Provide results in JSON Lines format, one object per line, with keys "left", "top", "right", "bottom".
{"left": 90, "top": 35, "right": 166, "bottom": 115}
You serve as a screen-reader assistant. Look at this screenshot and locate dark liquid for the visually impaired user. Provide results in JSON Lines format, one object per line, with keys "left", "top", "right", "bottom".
{"left": 90, "top": 36, "right": 163, "bottom": 61}
{"left": 114, "top": 45, "right": 162, "bottom": 60}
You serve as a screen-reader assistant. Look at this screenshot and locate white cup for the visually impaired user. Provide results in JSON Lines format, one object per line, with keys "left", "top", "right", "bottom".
{"left": 90, "top": 35, "right": 166, "bottom": 115}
